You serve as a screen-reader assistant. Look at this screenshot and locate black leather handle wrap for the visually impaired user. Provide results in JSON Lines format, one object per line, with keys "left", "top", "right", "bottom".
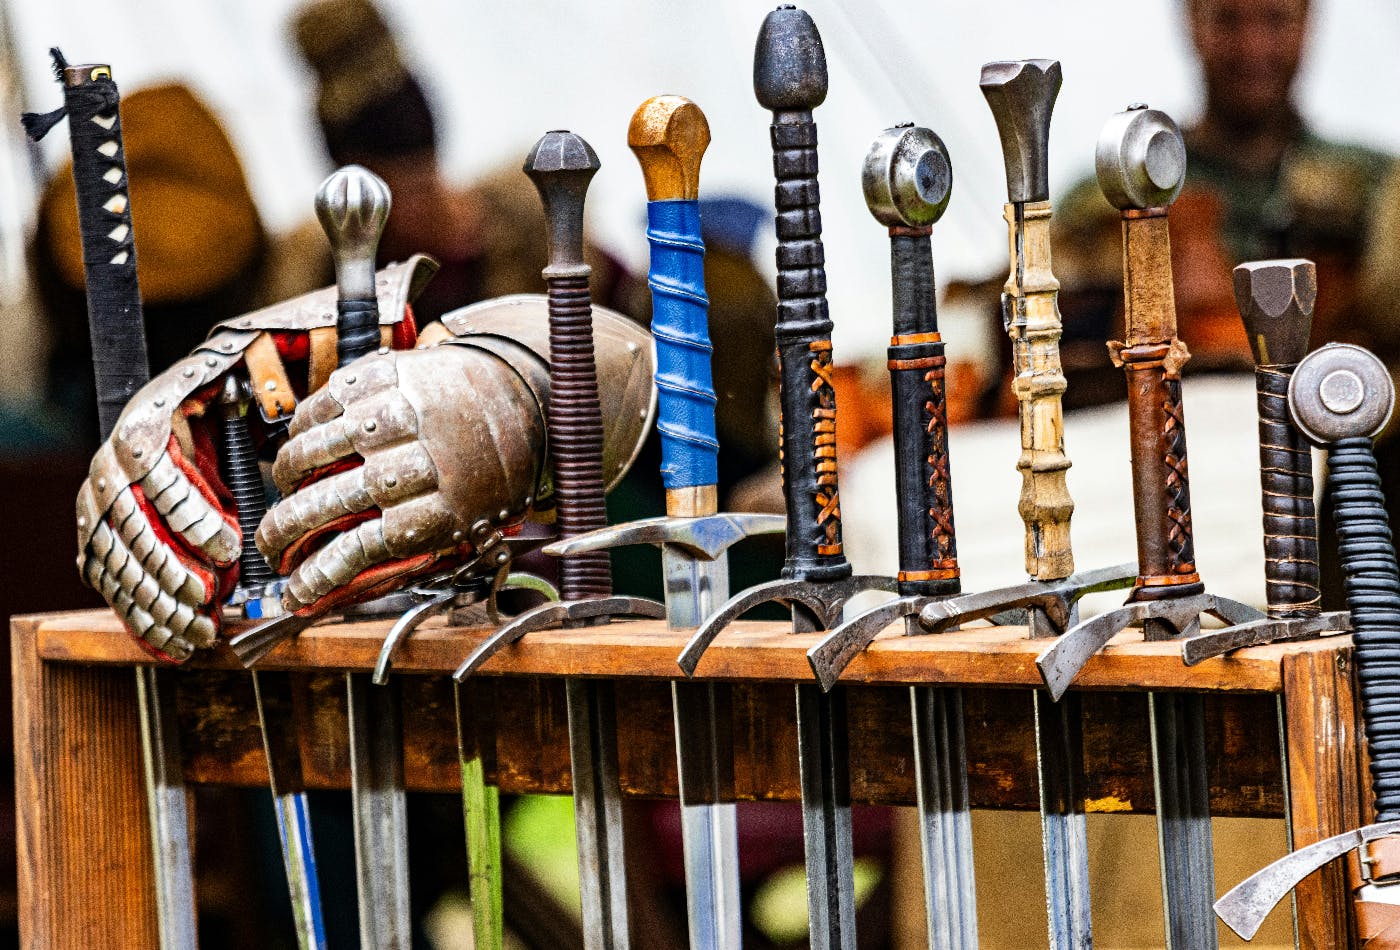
{"left": 770, "top": 113, "right": 850, "bottom": 584}
{"left": 1329, "top": 437, "right": 1400, "bottom": 820}
{"left": 336, "top": 298, "right": 380, "bottom": 368}
{"left": 1255, "top": 366, "right": 1321, "bottom": 616}
{"left": 888, "top": 233, "right": 959, "bottom": 598}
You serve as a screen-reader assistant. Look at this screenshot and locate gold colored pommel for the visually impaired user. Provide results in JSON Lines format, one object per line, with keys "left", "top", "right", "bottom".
{"left": 628, "top": 95, "right": 710, "bottom": 202}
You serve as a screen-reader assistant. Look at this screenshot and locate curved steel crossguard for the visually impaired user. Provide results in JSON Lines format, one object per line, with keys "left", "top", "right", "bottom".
{"left": 1179, "top": 610, "right": 1350, "bottom": 665}
{"left": 677, "top": 574, "right": 896, "bottom": 677}
{"left": 1037, "top": 593, "right": 1263, "bottom": 701}
{"left": 1214, "top": 820, "right": 1400, "bottom": 940}
{"left": 545, "top": 513, "right": 786, "bottom": 561}
{"left": 807, "top": 562, "right": 1139, "bottom": 692}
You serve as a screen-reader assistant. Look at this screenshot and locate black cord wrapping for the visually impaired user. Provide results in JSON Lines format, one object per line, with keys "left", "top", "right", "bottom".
{"left": 335, "top": 298, "right": 381, "bottom": 368}
{"left": 1328, "top": 436, "right": 1400, "bottom": 821}
{"left": 1255, "top": 366, "right": 1321, "bottom": 616}
{"left": 220, "top": 400, "right": 276, "bottom": 589}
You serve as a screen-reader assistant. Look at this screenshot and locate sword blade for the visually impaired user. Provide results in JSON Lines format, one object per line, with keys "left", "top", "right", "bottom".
{"left": 1150, "top": 692, "right": 1217, "bottom": 949}
{"left": 1034, "top": 687, "right": 1092, "bottom": 949}
{"left": 135, "top": 666, "right": 198, "bottom": 948}
{"left": 912, "top": 685, "right": 976, "bottom": 949}
{"left": 346, "top": 672, "right": 411, "bottom": 948}
{"left": 797, "top": 680, "right": 856, "bottom": 950}
{"left": 566, "top": 679, "right": 631, "bottom": 950}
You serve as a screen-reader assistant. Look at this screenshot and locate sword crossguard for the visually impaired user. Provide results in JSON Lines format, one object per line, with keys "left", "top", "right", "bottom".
{"left": 544, "top": 513, "right": 785, "bottom": 561}
{"left": 1036, "top": 594, "right": 1263, "bottom": 701}
{"left": 1180, "top": 610, "right": 1350, "bottom": 665}
{"left": 676, "top": 575, "right": 896, "bottom": 677}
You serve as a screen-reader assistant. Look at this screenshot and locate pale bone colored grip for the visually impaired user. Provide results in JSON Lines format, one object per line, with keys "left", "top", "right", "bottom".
{"left": 1003, "top": 200, "right": 1074, "bottom": 579}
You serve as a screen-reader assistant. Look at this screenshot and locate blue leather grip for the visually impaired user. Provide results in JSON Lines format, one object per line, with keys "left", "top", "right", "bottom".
{"left": 647, "top": 199, "right": 719, "bottom": 489}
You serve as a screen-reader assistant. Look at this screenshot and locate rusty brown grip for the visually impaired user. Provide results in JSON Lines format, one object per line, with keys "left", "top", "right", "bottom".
{"left": 1255, "top": 365, "right": 1321, "bottom": 615}
{"left": 546, "top": 273, "right": 613, "bottom": 599}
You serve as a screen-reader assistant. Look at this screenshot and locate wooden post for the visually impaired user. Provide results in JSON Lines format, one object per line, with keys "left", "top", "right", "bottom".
{"left": 12, "top": 614, "right": 162, "bottom": 947}
{"left": 1282, "top": 646, "right": 1365, "bottom": 949}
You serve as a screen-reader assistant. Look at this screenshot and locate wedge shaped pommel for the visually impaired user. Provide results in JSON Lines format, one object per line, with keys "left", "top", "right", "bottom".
{"left": 1234, "top": 259, "right": 1317, "bottom": 368}
{"left": 862, "top": 123, "right": 953, "bottom": 229}
{"left": 754, "top": 4, "right": 827, "bottom": 112}
{"left": 628, "top": 96, "right": 711, "bottom": 202}
{"left": 524, "top": 130, "right": 600, "bottom": 273}
{"left": 979, "top": 58, "right": 1061, "bottom": 204}
{"left": 1095, "top": 104, "right": 1186, "bottom": 211}
{"left": 316, "top": 164, "right": 391, "bottom": 301}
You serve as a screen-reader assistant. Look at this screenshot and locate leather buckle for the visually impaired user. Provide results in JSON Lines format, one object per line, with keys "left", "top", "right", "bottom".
{"left": 1360, "top": 836, "right": 1400, "bottom": 886}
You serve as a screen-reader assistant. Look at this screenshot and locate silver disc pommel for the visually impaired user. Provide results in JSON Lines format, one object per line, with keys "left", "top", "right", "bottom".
{"left": 524, "top": 131, "right": 599, "bottom": 278}
{"left": 1289, "top": 343, "right": 1395, "bottom": 444}
{"left": 754, "top": 4, "right": 827, "bottom": 112}
{"left": 862, "top": 124, "right": 952, "bottom": 228}
{"left": 316, "top": 165, "right": 391, "bottom": 366}
{"left": 979, "top": 59, "right": 1061, "bottom": 204}
{"left": 1094, "top": 104, "right": 1186, "bottom": 211}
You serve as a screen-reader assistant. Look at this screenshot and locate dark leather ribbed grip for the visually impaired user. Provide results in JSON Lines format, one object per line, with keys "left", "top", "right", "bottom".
{"left": 336, "top": 298, "right": 380, "bottom": 368}
{"left": 221, "top": 405, "right": 276, "bottom": 588}
{"left": 888, "top": 232, "right": 959, "bottom": 598}
{"left": 546, "top": 274, "right": 612, "bottom": 599}
{"left": 1255, "top": 366, "right": 1321, "bottom": 616}
{"left": 1329, "top": 437, "right": 1400, "bottom": 819}
{"left": 771, "top": 114, "right": 850, "bottom": 585}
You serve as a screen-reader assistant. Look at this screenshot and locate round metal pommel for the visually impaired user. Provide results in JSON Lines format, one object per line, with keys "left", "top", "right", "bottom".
{"left": 1095, "top": 105, "right": 1185, "bottom": 210}
{"left": 862, "top": 124, "right": 953, "bottom": 228}
{"left": 1288, "top": 344, "right": 1394, "bottom": 444}
{"left": 979, "top": 59, "right": 1061, "bottom": 204}
{"left": 524, "top": 130, "right": 601, "bottom": 271}
{"left": 754, "top": 5, "right": 827, "bottom": 112}
{"left": 316, "top": 165, "right": 391, "bottom": 301}
{"left": 1233, "top": 259, "right": 1316, "bottom": 367}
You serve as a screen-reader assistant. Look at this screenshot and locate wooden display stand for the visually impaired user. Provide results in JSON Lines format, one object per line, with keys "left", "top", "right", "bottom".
{"left": 13, "top": 609, "right": 1367, "bottom": 947}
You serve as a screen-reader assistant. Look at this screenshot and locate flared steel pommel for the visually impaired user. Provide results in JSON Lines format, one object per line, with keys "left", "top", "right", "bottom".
{"left": 628, "top": 95, "right": 710, "bottom": 202}
{"left": 979, "top": 58, "right": 1061, "bottom": 204}
{"left": 1095, "top": 104, "right": 1185, "bottom": 211}
{"left": 316, "top": 165, "right": 391, "bottom": 302}
{"left": 754, "top": 5, "right": 827, "bottom": 113}
{"left": 1234, "top": 259, "right": 1316, "bottom": 367}
{"left": 1289, "top": 343, "right": 1394, "bottom": 444}
{"left": 862, "top": 124, "right": 953, "bottom": 228}
{"left": 524, "top": 130, "right": 600, "bottom": 273}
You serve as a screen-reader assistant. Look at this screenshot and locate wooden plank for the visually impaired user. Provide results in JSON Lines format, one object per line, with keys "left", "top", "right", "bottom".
{"left": 12, "top": 615, "right": 160, "bottom": 948}
{"left": 1282, "top": 646, "right": 1365, "bottom": 949}
{"left": 31, "top": 608, "right": 1347, "bottom": 693}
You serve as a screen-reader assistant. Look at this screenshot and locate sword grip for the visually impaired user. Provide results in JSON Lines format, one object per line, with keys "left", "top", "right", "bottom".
{"left": 60, "top": 65, "right": 150, "bottom": 438}
{"left": 219, "top": 383, "right": 276, "bottom": 589}
{"left": 646, "top": 200, "right": 719, "bottom": 492}
{"left": 336, "top": 298, "right": 380, "bottom": 367}
{"left": 888, "top": 232, "right": 959, "bottom": 597}
{"left": 1255, "top": 365, "right": 1320, "bottom": 616}
{"left": 1001, "top": 201, "right": 1074, "bottom": 579}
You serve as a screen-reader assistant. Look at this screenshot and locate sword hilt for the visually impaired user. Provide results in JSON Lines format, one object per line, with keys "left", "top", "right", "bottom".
{"left": 1236, "top": 259, "right": 1321, "bottom": 618}
{"left": 218, "top": 375, "right": 282, "bottom": 614}
{"left": 1290, "top": 344, "right": 1400, "bottom": 818}
{"left": 1096, "top": 105, "right": 1202, "bottom": 600}
{"left": 862, "top": 123, "right": 959, "bottom": 599}
{"left": 525, "top": 131, "right": 612, "bottom": 601}
{"left": 980, "top": 59, "right": 1073, "bottom": 580}
{"left": 316, "top": 165, "right": 391, "bottom": 366}
{"left": 756, "top": 5, "right": 850, "bottom": 585}
{"left": 628, "top": 95, "right": 719, "bottom": 514}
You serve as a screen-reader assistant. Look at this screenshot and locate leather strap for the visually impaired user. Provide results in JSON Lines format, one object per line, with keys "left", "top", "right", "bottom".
{"left": 243, "top": 332, "right": 296, "bottom": 420}
{"left": 307, "top": 326, "right": 338, "bottom": 393}
{"left": 1349, "top": 836, "right": 1400, "bottom": 947}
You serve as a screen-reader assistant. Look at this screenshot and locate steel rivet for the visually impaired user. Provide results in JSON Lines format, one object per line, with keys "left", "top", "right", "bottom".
{"left": 627, "top": 342, "right": 639, "bottom": 353}
{"left": 378, "top": 346, "right": 390, "bottom": 355}
{"left": 132, "top": 447, "right": 143, "bottom": 458}
{"left": 363, "top": 420, "right": 377, "bottom": 432}
{"left": 205, "top": 357, "right": 217, "bottom": 367}
{"left": 239, "top": 319, "right": 252, "bottom": 328}
{"left": 78, "top": 517, "right": 87, "bottom": 528}
{"left": 220, "top": 341, "right": 233, "bottom": 351}
{"left": 345, "top": 375, "right": 356, "bottom": 385}
{"left": 153, "top": 398, "right": 165, "bottom": 408}
{"left": 264, "top": 380, "right": 277, "bottom": 391}
{"left": 182, "top": 367, "right": 195, "bottom": 378}
{"left": 405, "top": 529, "right": 416, "bottom": 540}
{"left": 384, "top": 475, "right": 397, "bottom": 487}
{"left": 452, "top": 530, "right": 464, "bottom": 542}
{"left": 97, "top": 479, "right": 107, "bottom": 491}
{"left": 1320, "top": 370, "right": 1364, "bottom": 414}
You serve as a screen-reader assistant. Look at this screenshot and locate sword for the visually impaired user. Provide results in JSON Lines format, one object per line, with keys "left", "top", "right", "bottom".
{"left": 676, "top": 10, "right": 896, "bottom": 948}
{"left": 24, "top": 51, "right": 197, "bottom": 948}
{"left": 1214, "top": 343, "right": 1399, "bottom": 941}
{"left": 1036, "top": 104, "right": 1262, "bottom": 949}
{"left": 537, "top": 95, "right": 785, "bottom": 950}
{"left": 803, "top": 122, "right": 976, "bottom": 949}
{"left": 1180, "top": 260, "right": 1348, "bottom": 664}
{"left": 456, "top": 131, "right": 665, "bottom": 950}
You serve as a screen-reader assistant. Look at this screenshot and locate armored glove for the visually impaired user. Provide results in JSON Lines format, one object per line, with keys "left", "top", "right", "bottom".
{"left": 75, "top": 257, "right": 435, "bottom": 661}
{"left": 257, "top": 294, "right": 656, "bottom": 620}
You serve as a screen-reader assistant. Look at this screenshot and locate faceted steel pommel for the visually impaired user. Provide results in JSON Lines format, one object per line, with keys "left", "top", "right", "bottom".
{"left": 979, "top": 58, "right": 1061, "bottom": 204}
{"left": 1289, "top": 343, "right": 1395, "bottom": 444}
{"left": 1234, "top": 259, "right": 1316, "bottom": 368}
{"left": 1095, "top": 104, "right": 1186, "bottom": 211}
{"left": 628, "top": 95, "right": 710, "bottom": 202}
{"left": 862, "top": 124, "right": 953, "bottom": 228}
{"left": 754, "top": 4, "right": 828, "bottom": 112}
{"left": 316, "top": 165, "right": 391, "bottom": 302}
{"left": 524, "top": 130, "right": 600, "bottom": 274}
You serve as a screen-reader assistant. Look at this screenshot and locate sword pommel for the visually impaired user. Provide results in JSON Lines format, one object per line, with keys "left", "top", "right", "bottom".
{"left": 1289, "top": 343, "right": 1394, "bottom": 444}
{"left": 61, "top": 64, "right": 111, "bottom": 87}
{"left": 862, "top": 124, "right": 953, "bottom": 229}
{"left": 1094, "top": 104, "right": 1185, "bottom": 211}
{"left": 524, "top": 130, "right": 600, "bottom": 276}
{"left": 1234, "top": 259, "right": 1316, "bottom": 368}
{"left": 629, "top": 96, "right": 710, "bottom": 202}
{"left": 979, "top": 59, "right": 1060, "bottom": 204}
{"left": 754, "top": 5, "right": 827, "bottom": 113}
{"left": 316, "top": 165, "right": 391, "bottom": 305}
